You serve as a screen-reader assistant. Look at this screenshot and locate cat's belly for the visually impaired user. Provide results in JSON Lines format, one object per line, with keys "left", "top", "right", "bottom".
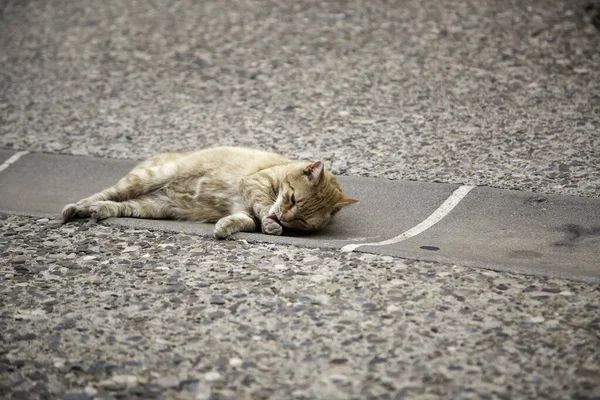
{"left": 165, "top": 176, "right": 245, "bottom": 222}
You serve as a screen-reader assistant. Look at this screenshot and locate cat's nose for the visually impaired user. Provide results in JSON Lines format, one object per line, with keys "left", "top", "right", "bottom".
{"left": 267, "top": 213, "right": 280, "bottom": 223}
{"left": 280, "top": 211, "right": 293, "bottom": 223}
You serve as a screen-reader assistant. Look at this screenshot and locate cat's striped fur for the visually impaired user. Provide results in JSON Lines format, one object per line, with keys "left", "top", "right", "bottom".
{"left": 62, "top": 147, "right": 357, "bottom": 238}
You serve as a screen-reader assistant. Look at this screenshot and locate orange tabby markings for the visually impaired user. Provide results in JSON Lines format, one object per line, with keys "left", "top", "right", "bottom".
{"left": 62, "top": 147, "right": 357, "bottom": 238}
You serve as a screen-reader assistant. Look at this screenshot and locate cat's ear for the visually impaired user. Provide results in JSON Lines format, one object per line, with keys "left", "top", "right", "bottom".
{"left": 330, "top": 196, "right": 358, "bottom": 216}
{"left": 304, "top": 161, "right": 324, "bottom": 183}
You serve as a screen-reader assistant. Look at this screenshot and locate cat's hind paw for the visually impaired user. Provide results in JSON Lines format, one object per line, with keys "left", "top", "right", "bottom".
{"left": 62, "top": 204, "right": 78, "bottom": 222}
{"left": 261, "top": 217, "right": 283, "bottom": 236}
{"left": 61, "top": 203, "right": 91, "bottom": 222}
{"left": 89, "top": 201, "right": 118, "bottom": 221}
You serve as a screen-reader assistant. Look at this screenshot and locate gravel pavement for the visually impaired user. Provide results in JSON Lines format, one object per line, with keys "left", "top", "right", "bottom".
{"left": 1, "top": 0, "right": 599, "bottom": 399}
{"left": 1, "top": 0, "right": 599, "bottom": 197}
{"left": 1, "top": 214, "right": 599, "bottom": 400}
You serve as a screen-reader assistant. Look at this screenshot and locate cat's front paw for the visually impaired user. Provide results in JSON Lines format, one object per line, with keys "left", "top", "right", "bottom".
{"left": 214, "top": 217, "right": 237, "bottom": 239}
{"left": 261, "top": 217, "right": 283, "bottom": 236}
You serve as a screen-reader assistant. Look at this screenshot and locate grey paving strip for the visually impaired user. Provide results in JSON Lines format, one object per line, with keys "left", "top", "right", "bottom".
{"left": 0, "top": 150, "right": 28, "bottom": 173}
{"left": 0, "top": 151, "right": 599, "bottom": 282}
{"left": 0, "top": 150, "right": 17, "bottom": 165}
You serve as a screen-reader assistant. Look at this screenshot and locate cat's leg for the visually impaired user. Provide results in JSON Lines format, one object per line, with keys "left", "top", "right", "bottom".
{"left": 62, "top": 201, "right": 94, "bottom": 221}
{"left": 247, "top": 198, "right": 283, "bottom": 236}
{"left": 213, "top": 212, "right": 257, "bottom": 239}
{"left": 62, "top": 189, "right": 120, "bottom": 220}
{"left": 62, "top": 153, "right": 187, "bottom": 222}
{"left": 239, "top": 173, "right": 283, "bottom": 236}
{"left": 88, "top": 194, "right": 173, "bottom": 221}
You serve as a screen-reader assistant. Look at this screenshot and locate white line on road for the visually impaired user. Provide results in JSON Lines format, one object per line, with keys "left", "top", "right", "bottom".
{"left": 341, "top": 185, "right": 476, "bottom": 252}
{"left": 0, "top": 151, "right": 29, "bottom": 174}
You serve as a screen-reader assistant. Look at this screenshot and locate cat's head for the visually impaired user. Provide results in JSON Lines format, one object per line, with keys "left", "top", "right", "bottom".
{"left": 268, "top": 161, "right": 358, "bottom": 232}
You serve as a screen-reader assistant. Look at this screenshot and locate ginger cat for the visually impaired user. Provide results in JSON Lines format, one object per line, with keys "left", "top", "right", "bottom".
{"left": 62, "top": 147, "right": 357, "bottom": 238}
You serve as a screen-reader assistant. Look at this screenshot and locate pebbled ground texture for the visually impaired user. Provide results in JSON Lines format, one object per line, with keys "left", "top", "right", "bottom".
{"left": 0, "top": 0, "right": 599, "bottom": 197}
{"left": 1, "top": 214, "right": 599, "bottom": 399}
{"left": 1, "top": 0, "right": 600, "bottom": 399}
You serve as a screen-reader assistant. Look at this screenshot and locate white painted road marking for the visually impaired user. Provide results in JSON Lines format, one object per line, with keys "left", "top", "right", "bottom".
{"left": 0, "top": 151, "right": 29, "bottom": 174}
{"left": 341, "top": 185, "right": 476, "bottom": 252}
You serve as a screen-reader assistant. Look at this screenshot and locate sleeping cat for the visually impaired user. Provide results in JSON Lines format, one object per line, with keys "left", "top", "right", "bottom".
{"left": 61, "top": 147, "right": 357, "bottom": 238}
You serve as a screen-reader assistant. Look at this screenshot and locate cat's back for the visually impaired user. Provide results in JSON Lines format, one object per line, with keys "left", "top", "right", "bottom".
{"left": 185, "top": 147, "right": 291, "bottom": 175}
